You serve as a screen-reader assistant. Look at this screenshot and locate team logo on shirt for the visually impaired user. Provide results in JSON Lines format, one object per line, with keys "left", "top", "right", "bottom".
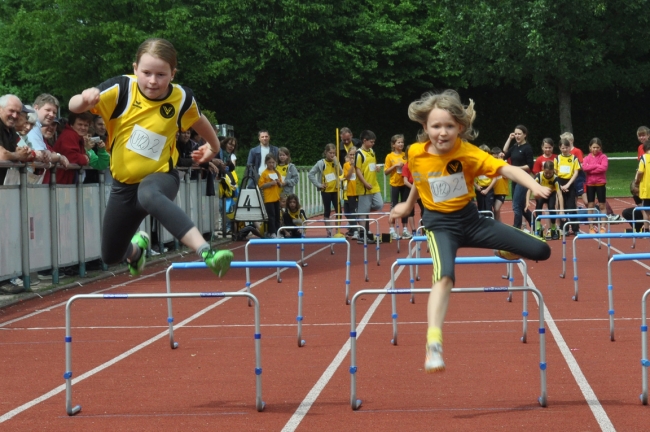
{"left": 446, "top": 160, "right": 463, "bottom": 174}
{"left": 160, "top": 103, "right": 175, "bottom": 119}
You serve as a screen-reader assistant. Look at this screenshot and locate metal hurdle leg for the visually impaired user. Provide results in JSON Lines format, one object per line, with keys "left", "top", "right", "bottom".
{"left": 641, "top": 289, "right": 650, "bottom": 404}
{"left": 167, "top": 261, "right": 305, "bottom": 347}
{"left": 64, "top": 292, "right": 265, "bottom": 416}
{"left": 349, "top": 286, "right": 547, "bottom": 410}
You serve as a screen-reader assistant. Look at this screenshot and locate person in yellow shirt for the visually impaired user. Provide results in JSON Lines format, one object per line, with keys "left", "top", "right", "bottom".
{"left": 343, "top": 146, "right": 359, "bottom": 238}
{"left": 490, "top": 147, "right": 509, "bottom": 223}
{"left": 68, "top": 38, "right": 232, "bottom": 277}
{"left": 527, "top": 161, "right": 564, "bottom": 239}
{"left": 355, "top": 130, "right": 383, "bottom": 242}
{"left": 391, "top": 90, "right": 551, "bottom": 373}
{"left": 258, "top": 154, "right": 283, "bottom": 238}
{"left": 554, "top": 138, "right": 581, "bottom": 235}
{"left": 308, "top": 143, "right": 343, "bottom": 237}
{"left": 634, "top": 140, "right": 650, "bottom": 232}
{"left": 384, "top": 134, "right": 412, "bottom": 239}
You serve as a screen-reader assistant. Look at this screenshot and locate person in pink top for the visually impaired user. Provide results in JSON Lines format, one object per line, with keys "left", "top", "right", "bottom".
{"left": 581, "top": 137, "right": 608, "bottom": 233}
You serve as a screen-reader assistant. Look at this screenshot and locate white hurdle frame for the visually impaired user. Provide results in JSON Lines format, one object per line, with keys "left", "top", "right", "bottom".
{"left": 640, "top": 288, "right": 650, "bottom": 405}
{"left": 303, "top": 218, "right": 382, "bottom": 264}
{"left": 348, "top": 286, "right": 548, "bottom": 410}
{"left": 632, "top": 207, "right": 650, "bottom": 249}
{"left": 64, "top": 291, "right": 265, "bottom": 416}
{"left": 606, "top": 253, "right": 650, "bottom": 341}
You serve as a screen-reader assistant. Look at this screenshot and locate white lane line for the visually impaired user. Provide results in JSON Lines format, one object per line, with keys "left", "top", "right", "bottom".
{"left": 0, "top": 245, "right": 331, "bottom": 424}
{"left": 281, "top": 265, "right": 405, "bottom": 432}
{"left": 519, "top": 263, "right": 615, "bottom": 432}
{"left": 4, "top": 316, "right": 641, "bottom": 332}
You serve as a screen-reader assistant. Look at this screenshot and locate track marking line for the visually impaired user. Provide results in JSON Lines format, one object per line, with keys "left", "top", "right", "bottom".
{"left": 281, "top": 265, "right": 406, "bottom": 432}
{"left": 0, "top": 245, "right": 332, "bottom": 424}
{"left": 518, "top": 263, "right": 615, "bottom": 432}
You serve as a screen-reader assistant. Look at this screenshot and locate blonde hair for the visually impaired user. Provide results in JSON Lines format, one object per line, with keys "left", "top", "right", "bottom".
{"left": 279, "top": 147, "right": 291, "bottom": 163}
{"left": 135, "top": 38, "right": 178, "bottom": 71}
{"left": 478, "top": 144, "right": 490, "bottom": 152}
{"left": 559, "top": 132, "right": 574, "bottom": 142}
{"left": 390, "top": 134, "right": 404, "bottom": 150}
{"left": 323, "top": 143, "right": 336, "bottom": 158}
{"left": 408, "top": 90, "right": 477, "bottom": 142}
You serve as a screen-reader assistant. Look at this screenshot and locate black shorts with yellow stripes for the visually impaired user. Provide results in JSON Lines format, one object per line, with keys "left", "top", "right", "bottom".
{"left": 422, "top": 203, "right": 551, "bottom": 284}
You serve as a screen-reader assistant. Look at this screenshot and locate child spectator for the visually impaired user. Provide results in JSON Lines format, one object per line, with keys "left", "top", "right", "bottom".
{"left": 560, "top": 132, "right": 587, "bottom": 209}
{"left": 308, "top": 143, "right": 342, "bottom": 237}
{"left": 474, "top": 144, "right": 496, "bottom": 213}
{"left": 532, "top": 138, "right": 557, "bottom": 175}
{"left": 355, "top": 130, "right": 383, "bottom": 242}
{"left": 276, "top": 147, "right": 299, "bottom": 195}
{"left": 384, "top": 134, "right": 411, "bottom": 239}
{"left": 555, "top": 138, "right": 581, "bottom": 235}
{"left": 391, "top": 90, "right": 551, "bottom": 373}
{"left": 582, "top": 137, "right": 608, "bottom": 233}
{"left": 623, "top": 181, "right": 644, "bottom": 232}
{"left": 638, "top": 126, "right": 650, "bottom": 160}
{"left": 527, "top": 161, "right": 564, "bottom": 239}
{"left": 282, "top": 193, "right": 307, "bottom": 238}
{"left": 402, "top": 144, "right": 423, "bottom": 233}
{"left": 490, "top": 147, "right": 509, "bottom": 223}
{"left": 634, "top": 140, "right": 650, "bottom": 232}
{"left": 343, "top": 146, "right": 359, "bottom": 238}
{"left": 258, "top": 154, "right": 283, "bottom": 238}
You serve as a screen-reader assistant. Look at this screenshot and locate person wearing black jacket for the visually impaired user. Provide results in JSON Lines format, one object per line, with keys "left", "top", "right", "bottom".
{"left": 503, "top": 125, "right": 534, "bottom": 230}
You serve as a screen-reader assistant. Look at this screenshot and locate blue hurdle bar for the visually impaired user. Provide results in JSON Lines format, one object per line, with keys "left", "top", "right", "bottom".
{"left": 632, "top": 207, "right": 650, "bottom": 249}
{"left": 389, "top": 257, "right": 529, "bottom": 345}
{"left": 166, "top": 261, "right": 305, "bottom": 347}
{"left": 406, "top": 236, "right": 514, "bottom": 300}
{"left": 305, "top": 218, "right": 382, "bottom": 258}
{"left": 571, "top": 233, "right": 650, "bottom": 301}
{"left": 331, "top": 211, "right": 396, "bottom": 254}
{"left": 245, "top": 237, "right": 359, "bottom": 305}
{"left": 295, "top": 222, "right": 376, "bottom": 268}
{"left": 276, "top": 224, "right": 366, "bottom": 265}
{"left": 607, "top": 254, "right": 650, "bottom": 341}
{"left": 64, "top": 292, "right": 265, "bottom": 416}
{"left": 532, "top": 214, "right": 608, "bottom": 278}
{"left": 532, "top": 208, "right": 598, "bottom": 236}
{"left": 641, "top": 288, "right": 650, "bottom": 404}
{"left": 348, "top": 287, "right": 548, "bottom": 410}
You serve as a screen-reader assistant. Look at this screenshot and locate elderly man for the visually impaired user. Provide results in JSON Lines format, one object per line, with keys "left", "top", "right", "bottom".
{"left": 0, "top": 94, "right": 33, "bottom": 184}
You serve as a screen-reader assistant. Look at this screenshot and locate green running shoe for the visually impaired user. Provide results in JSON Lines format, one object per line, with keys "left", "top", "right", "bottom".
{"left": 128, "top": 231, "right": 150, "bottom": 276}
{"left": 202, "top": 249, "right": 234, "bottom": 277}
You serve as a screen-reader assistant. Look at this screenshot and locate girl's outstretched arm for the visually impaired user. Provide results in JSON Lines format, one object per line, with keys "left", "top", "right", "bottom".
{"left": 191, "top": 116, "right": 221, "bottom": 163}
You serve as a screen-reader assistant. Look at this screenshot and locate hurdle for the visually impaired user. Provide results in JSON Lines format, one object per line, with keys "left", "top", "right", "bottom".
{"left": 64, "top": 291, "right": 265, "bottom": 416}
{"left": 533, "top": 214, "right": 608, "bottom": 278}
{"left": 244, "top": 238, "right": 356, "bottom": 306}
{"left": 632, "top": 207, "right": 650, "bottom": 248}
{"left": 407, "top": 235, "right": 513, "bottom": 292}
{"left": 166, "top": 261, "right": 307, "bottom": 347}
{"left": 641, "top": 287, "right": 650, "bottom": 404}
{"left": 332, "top": 211, "right": 399, "bottom": 252}
{"left": 348, "top": 286, "right": 548, "bottom": 410}
{"left": 571, "top": 233, "right": 650, "bottom": 302}
{"left": 606, "top": 254, "right": 650, "bottom": 341}
{"left": 304, "top": 218, "right": 382, "bottom": 263}
{"left": 389, "top": 256, "right": 530, "bottom": 344}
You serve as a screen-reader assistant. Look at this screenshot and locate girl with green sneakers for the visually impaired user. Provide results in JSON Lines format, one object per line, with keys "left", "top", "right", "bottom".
{"left": 68, "top": 38, "right": 233, "bottom": 277}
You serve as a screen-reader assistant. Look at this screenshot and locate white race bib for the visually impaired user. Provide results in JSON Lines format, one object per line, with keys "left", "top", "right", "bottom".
{"left": 269, "top": 173, "right": 278, "bottom": 180}
{"left": 477, "top": 175, "right": 489, "bottom": 181}
{"left": 126, "top": 124, "right": 165, "bottom": 161}
{"left": 350, "top": 173, "right": 356, "bottom": 180}
{"left": 428, "top": 172, "right": 469, "bottom": 202}
{"left": 559, "top": 165, "right": 571, "bottom": 174}
{"left": 325, "top": 173, "right": 337, "bottom": 183}
{"left": 368, "top": 163, "right": 376, "bottom": 172}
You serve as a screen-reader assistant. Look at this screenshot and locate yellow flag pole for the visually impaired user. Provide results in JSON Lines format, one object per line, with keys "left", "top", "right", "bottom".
{"left": 334, "top": 128, "right": 344, "bottom": 237}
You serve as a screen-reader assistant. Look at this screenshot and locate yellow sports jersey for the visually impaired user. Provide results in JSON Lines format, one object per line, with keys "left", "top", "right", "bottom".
{"left": 287, "top": 208, "right": 306, "bottom": 222}
{"left": 91, "top": 75, "right": 201, "bottom": 184}
{"left": 535, "top": 172, "right": 561, "bottom": 192}
{"left": 638, "top": 155, "right": 650, "bottom": 199}
{"left": 384, "top": 152, "right": 406, "bottom": 187}
{"left": 493, "top": 176, "right": 509, "bottom": 195}
{"left": 258, "top": 168, "right": 281, "bottom": 203}
{"left": 554, "top": 154, "right": 581, "bottom": 180}
{"left": 409, "top": 138, "right": 507, "bottom": 213}
{"left": 322, "top": 159, "right": 339, "bottom": 193}
{"left": 343, "top": 162, "right": 357, "bottom": 198}
{"left": 475, "top": 175, "right": 492, "bottom": 188}
{"left": 355, "top": 147, "right": 380, "bottom": 195}
{"left": 276, "top": 164, "right": 288, "bottom": 183}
